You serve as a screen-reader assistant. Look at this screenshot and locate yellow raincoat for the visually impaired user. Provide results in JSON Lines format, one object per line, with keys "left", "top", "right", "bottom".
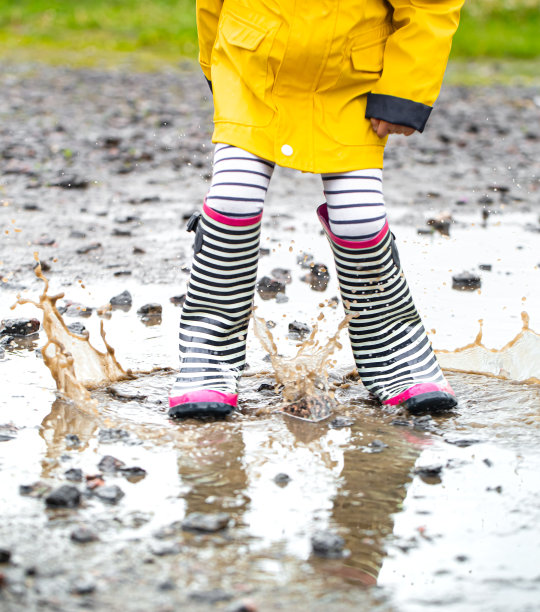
{"left": 197, "top": 0, "right": 463, "bottom": 173}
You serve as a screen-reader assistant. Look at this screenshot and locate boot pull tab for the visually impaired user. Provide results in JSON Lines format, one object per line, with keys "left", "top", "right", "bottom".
{"left": 186, "top": 212, "right": 201, "bottom": 233}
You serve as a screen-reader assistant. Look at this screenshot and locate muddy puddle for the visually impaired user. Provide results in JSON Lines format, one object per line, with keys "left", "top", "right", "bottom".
{"left": 1, "top": 65, "right": 540, "bottom": 610}
{"left": 2, "top": 199, "right": 540, "bottom": 611}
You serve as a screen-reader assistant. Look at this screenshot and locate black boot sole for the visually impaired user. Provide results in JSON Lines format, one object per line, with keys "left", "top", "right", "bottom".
{"left": 401, "top": 391, "right": 458, "bottom": 414}
{"left": 168, "top": 402, "right": 235, "bottom": 419}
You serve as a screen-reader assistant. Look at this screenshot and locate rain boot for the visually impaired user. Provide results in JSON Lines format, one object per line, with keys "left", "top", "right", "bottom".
{"left": 168, "top": 201, "right": 261, "bottom": 418}
{"left": 317, "top": 204, "right": 456, "bottom": 413}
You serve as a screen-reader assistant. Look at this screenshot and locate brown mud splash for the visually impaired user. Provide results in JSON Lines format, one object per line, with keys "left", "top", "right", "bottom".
{"left": 253, "top": 312, "right": 353, "bottom": 420}
{"left": 437, "top": 312, "right": 540, "bottom": 384}
{"left": 12, "top": 261, "right": 132, "bottom": 408}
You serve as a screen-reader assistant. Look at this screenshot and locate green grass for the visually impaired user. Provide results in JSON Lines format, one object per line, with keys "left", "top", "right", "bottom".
{"left": 0, "top": 0, "right": 538, "bottom": 76}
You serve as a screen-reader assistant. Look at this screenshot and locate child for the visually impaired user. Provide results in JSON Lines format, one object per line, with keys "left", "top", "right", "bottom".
{"left": 169, "top": 0, "right": 464, "bottom": 417}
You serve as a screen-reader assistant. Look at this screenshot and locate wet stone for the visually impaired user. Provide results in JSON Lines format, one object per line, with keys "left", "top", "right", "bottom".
{"left": 150, "top": 541, "right": 182, "bottom": 556}
{"left": 0, "top": 425, "right": 17, "bottom": 442}
{"left": 0, "top": 549, "right": 11, "bottom": 564}
{"left": 98, "top": 455, "right": 126, "bottom": 473}
{"left": 256, "top": 276, "right": 286, "bottom": 300}
{"left": 65, "top": 433, "right": 81, "bottom": 448}
{"left": 0, "top": 318, "right": 40, "bottom": 337}
{"left": 109, "top": 290, "right": 132, "bottom": 307}
{"left": 120, "top": 466, "right": 147, "bottom": 482}
{"left": 64, "top": 303, "right": 93, "bottom": 317}
{"left": 288, "top": 320, "right": 311, "bottom": 339}
{"left": 479, "top": 264, "right": 492, "bottom": 271}
{"left": 112, "top": 228, "right": 132, "bottom": 237}
{"left": 137, "top": 303, "right": 162, "bottom": 316}
{"left": 282, "top": 395, "right": 334, "bottom": 421}
{"left": 270, "top": 268, "right": 292, "bottom": 284}
{"left": 391, "top": 418, "right": 411, "bottom": 427}
{"left": 427, "top": 214, "right": 452, "bottom": 236}
{"left": 69, "top": 230, "right": 87, "bottom": 239}
{"left": 259, "top": 247, "right": 270, "bottom": 257}
{"left": 93, "top": 485, "right": 125, "bottom": 504}
{"left": 275, "top": 293, "right": 289, "bottom": 303}
{"left": 329, "top": 416, "right": 355, "bottom": 428}
{"left": 67, "top": 322, "right": 88, "bottom": 337}
{"left": 169, "top": 294, "right": 186, "bottom": 306}
{"left": 273, "top": 473, "right": 291, "bottom": 487}
{"left": 303, "top": 263, "right": 330, "bottom": 292}
{"left": 64, "top": 468, "right": 84, "bottom": 482}
{"left": 189, "top": 588, "right": 233, "bottom": 604}
{"left": 76, "top": 242, "right": 102, "bottom": 255}
{"left": 445, "top": 438, "right": 482, "bottom": 448}
{"left": 182, "top": 512, "right": 231, "bottom": 533}
{"left": 367, "top": 439, "right": 388, "bottom": 453}
{"left": 98, "top": 428, "right": 130, "bottom": 443}
{"left": 311, "top": 530, "right": 346, "bottom": 558}
{"left": 45, "top": 485, "right": 81, "bottom": 508}
{"left": 70, "top": 576, "right": 96, "bottom": 595}
{"left": 108, "top": 385, "right": 147, "bottom": 402}
{"left": 19, "top": 481, "right": 52, "bottom": 498}
{"left": 415, "top": 464, "right": 443, "bottom": 478}
{"left": 50, "top": 174, "right": 89, "bottom": 189}
{"left": 452, "top": 271, "right": 482, "bottom": 291}
{"left": 70, "top": 527, "right": 99, "bottom": 544}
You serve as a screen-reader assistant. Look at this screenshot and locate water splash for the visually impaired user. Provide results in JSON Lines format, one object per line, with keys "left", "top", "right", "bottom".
{"left": 437, "top": 312, "right": 540, "bottom": 383}
{"left": 253, "top": 312, "right": 353, "bottom": 420}
{"left": 12, "top": 260, "right": 132, "bottom": 407}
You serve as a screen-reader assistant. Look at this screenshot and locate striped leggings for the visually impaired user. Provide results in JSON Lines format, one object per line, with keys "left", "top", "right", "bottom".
{"left": 207, "top": 143, "right": 387, "bottom": 239}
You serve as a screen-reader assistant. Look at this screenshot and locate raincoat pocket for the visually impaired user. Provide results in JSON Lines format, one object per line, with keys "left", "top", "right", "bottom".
{"left": 212, "top": 10, "right": 278, "bottom": 128}
{"left": 319, "top": 26, "right": 391, "bottom": 147}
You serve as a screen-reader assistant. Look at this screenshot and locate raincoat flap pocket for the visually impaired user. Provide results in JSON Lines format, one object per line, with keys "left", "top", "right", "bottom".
{"left": 350, "top": 24, "right": 392, "bottom": 73}
{"left": 221, "top": 13, "right": 267, "bottom": 51}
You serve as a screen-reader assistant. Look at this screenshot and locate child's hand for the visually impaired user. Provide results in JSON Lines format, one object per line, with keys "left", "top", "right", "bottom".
{"left": 370, "top": 118, "right": 415, "bottom": 138}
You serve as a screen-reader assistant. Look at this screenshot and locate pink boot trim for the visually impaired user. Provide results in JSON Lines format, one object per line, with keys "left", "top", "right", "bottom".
{"left": 203, "top": 200, "right": 262, "bottom": 226}
{"left": 169, "top": 390, "right": 238, "bottom": 409}
{"left": 317, "top": 203, "right": 389, "bottom": 248}
{"left": 383, "top": 382, "right": 455, "bottom": 406}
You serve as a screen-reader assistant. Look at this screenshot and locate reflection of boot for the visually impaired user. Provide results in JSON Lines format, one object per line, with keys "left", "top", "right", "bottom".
{"left": 318, "top": 204, "right": 456, "bottom": 412}
{"left": 169, "top": 202, "right": 261, "bottom": 418}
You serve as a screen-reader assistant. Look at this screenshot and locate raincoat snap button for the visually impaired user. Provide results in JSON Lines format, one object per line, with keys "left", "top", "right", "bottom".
{"left": 281, "top": 144, "right": 293, "bottom": 156}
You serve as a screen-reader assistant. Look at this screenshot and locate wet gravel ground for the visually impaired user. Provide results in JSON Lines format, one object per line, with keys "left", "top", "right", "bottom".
{"left": 0, "top": 63, "right": 540, "bottom": 611}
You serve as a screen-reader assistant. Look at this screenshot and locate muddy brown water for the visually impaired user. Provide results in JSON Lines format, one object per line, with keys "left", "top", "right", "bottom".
{"left": 1, "top": 64, "right": 540, "bottom": 610}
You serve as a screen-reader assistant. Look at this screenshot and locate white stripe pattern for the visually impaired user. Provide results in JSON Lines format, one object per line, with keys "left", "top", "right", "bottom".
{"left": 324, "top": 224, "right": 448, "bottom": 402}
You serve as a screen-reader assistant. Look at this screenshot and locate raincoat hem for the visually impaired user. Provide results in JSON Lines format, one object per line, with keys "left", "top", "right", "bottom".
{"left": 212, "top": 128, "right": 384, "bottom": 173}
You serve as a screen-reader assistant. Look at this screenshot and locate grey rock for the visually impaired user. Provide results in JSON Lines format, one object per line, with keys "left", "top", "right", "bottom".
{"left": 45, "top": 485, "right": 81, "bottom": 508}
{"left": 70, "top": 527, "right": 99, "bottom": 544}
{"left": 109, "top": 290, "right": 132, "bottom": 307}
{"left": 311, "top": 530, "right": 345, "bottom": 558}
{"left": 64, "top": 468, "right": 84, "bottom": 482}
{"left": 93, "top": 485, "right": 125, "bottom": 504}
{"left": 273, "top": 473, "right": 291, "bottom": 486}
{"left": 288, "top": 320, "right": 311, "bottom": 339}
{"left": 329, "top": 416, "right": 355, "bottom": 428}
{"left": 445, "top": 438, "right": 481, "bottom": 448}
{"left": 0, "top": 318, "right": 40, "bottom": 337}
{"left": 97, "top": 455, "right": 126, "bottom": 472}
{"left": 414, "top": 464, "right": 443, "bottom": 478}
{"left": 169, "top": 294, "right": 186, "bottom": 306}
{"left": 270, "top": 268, "right": 292, "bottom": 284}
{"left": 256, "top": 276, "right": 286, "bottom": 300}
{"left": 302, "top": 263, "right": 330, "bottom": 291}
{"left": 275, "top": 293, "right": 289, "bottom": 303}
{"left": 189, "top": 588, "right": 233, "bottom": 604}
{"left": 76, "top": 242, "right": 102, "bottom": 255}
{"left": 297, "top": 252, "right": 314, "bottom": 268}
{"left": 0, "top": 548, "right": 11, "bottom": 563}
{"left": 65, "top": 433, "right": 80, "bottom": 448}
{"left": 137, "top": 303, "right": 162, "bottom": 316}
{"left": 119, "top": 466, "right": 147, "bottom": 482}
{"left": 67, "top": 322, "right": 88, "bottom": 337}
{"left": 150, "top": 541, "right": 182, "bottom": 556}
{"left": 182, "top": 512, "right": 230, "bottom": 533}
{"left": 98, "top": 428, "right": 130, "bottom": 443}
{"left": 452, "top": 271, "right": 481, "bottom": 291}
{"left": 70, "top": 576, "right": 96, "bottom": 595}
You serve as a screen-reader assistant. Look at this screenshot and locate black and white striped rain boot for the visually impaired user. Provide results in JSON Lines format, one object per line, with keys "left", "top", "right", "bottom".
{"left": 168, "top": 201, "right": 261, "bottom": 418}
{"left": 318, "top": 204, "right": 457, "bottom": 413}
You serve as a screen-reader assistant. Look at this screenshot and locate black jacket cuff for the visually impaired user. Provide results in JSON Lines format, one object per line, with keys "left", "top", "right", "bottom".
{"left": 365, "top": 93, "right": 432, "bottom": 132}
